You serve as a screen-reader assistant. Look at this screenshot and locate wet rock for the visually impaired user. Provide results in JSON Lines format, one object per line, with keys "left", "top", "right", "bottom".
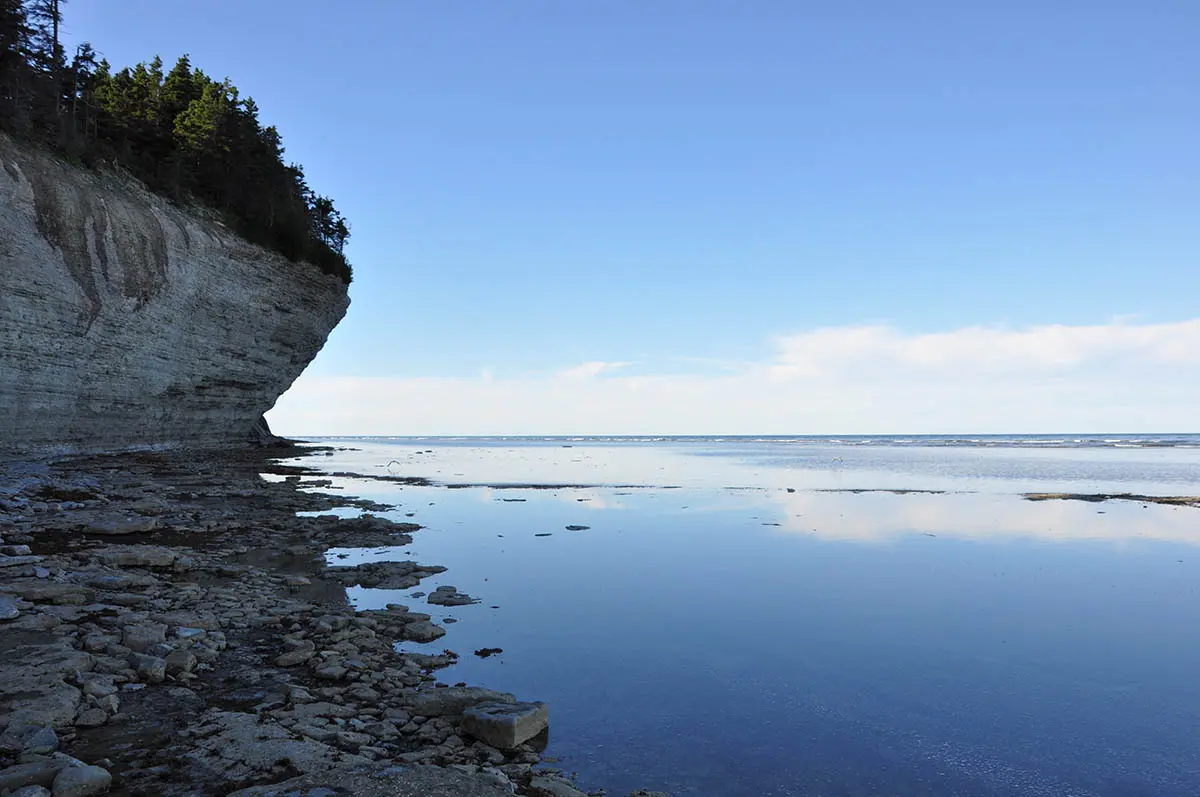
{"left": 529, "top": 774, "right": 589, "bottom": 797}
{"left": 174, "top": 626, "right": 207, "bottom": 639}
{"left": 185, "top": 710, "right": 369, "bottom": 782}
{"left": 401, "top": 621, "right": 445, "bottom": 643}
{"left": 275, "top": 639, "right": 315, "bottom": 667}
{"left": 1, "top": 544, "right": 34, "bottom": 555}
{"left": 73, "top": 709, "right": 107, "bottom": 728}
{"left": 0, "top": 595, "right": 20, "bottom": 620}
{"left": 121, "top": 624, "right": 167, "bottom": 653}
{"left": 11, "top": 785, "right": 53, "bottom": 797}
{"left": 327, "top": 560, "right": 447, "bottom": 589}
{"left": 226, "top": 762, "right": 517, "bottom": 796}
{"left": 427, "top": 585, "right": 477, "bottom": 606}
{"left": 130, "top": 653, "right": 166, "bottom": 684}
{"left": 410, "top": 687, "right": 516, "bottom": 718}
{"left": 0, "top": 724, "right": 58, "bottom": 756}
{"left": 0, "top": 761, "right": 61, "bottom": 792}
{"left": 314, "top": 664, "right": 347, "bottom": 680}
{"left": 87, "top": 515, "right": 158, "bottom": 535}
{"left": 93, "top": 545, "right": 184, "bottom": 570}
{"left": 0, "top": 554, "right": 45, "bottom": 568}
{"left": 461, "top": 701, "right": 549, "bottom": 750}
{"left": 164, "top": 649, "right": 197, "bottom": 675}
{"left": 50, "top": 764, "right": 111, "bottom": 797}
{"left": 4, "top": 583, "right": 93, "bottom": 605}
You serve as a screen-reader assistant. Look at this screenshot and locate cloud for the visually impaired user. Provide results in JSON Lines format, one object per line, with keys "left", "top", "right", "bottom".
{"left": 268, "top": 319, "right": 1200, "bottom": 435}
{"left": 557, "top": 361, "right": 632, "bottom": 380}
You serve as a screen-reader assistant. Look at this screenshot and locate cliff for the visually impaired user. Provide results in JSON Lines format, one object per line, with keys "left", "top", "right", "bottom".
{"left": 0, "top": 134, "right": 350, "bottom": 457}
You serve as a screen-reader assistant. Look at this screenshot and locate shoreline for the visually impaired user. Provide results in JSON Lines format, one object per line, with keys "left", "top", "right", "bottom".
{"left": 0, "top": 445, "right": 629, "bottom": 797}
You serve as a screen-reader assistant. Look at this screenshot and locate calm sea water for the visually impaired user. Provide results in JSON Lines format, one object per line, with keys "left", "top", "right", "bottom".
{"left": 288, "top": 436, "right": 1200, "bottom": 796}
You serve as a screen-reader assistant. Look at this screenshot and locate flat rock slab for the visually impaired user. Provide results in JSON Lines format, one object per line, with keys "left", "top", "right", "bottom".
{"left": 461, "top": 701, "right": 549, "bottom": 750}
{"left": 228, "top": 763, "right": 515, "bottom": 797}
{"left": 87, "top": 515, "right": 158, "bottom": 535}
{"left": 410, "top": 687, "right": 515, "bottom": 718}
{"left": 184, "top": 711, "right": 369, "bottom": 782}
{"left": 93, "top": 545, "right": 187, "bottom": 569}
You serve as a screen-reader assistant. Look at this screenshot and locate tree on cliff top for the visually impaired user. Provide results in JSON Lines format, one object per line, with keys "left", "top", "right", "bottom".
{"left": 0, "top": 1, "right": 351, "bottom": 283}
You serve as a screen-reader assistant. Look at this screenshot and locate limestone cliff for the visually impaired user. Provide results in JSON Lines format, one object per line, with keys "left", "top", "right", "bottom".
{"left": 0, "top": 134, "right": 350, "bottom": 456}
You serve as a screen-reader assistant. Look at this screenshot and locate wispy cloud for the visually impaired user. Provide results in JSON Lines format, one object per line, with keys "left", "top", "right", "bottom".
{"left": 557, "top": 361, "right": 633, "bottom": 379}
{"left": 270, "top": 319, "right": 1200, "bottom": 435}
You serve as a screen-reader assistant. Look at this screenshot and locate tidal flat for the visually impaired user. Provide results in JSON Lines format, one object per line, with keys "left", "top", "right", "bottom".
{"left": 300, "top": 436, "right": 1200, "bottom": 796}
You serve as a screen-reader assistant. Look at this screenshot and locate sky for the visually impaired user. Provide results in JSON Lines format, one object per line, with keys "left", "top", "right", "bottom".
{"left": 65, "top": 1, "right": 1199, "bottom": 434}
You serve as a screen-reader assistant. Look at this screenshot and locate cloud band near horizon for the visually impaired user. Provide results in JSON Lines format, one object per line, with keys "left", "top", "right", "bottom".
{"left": 268, "top": 319, "right": 1200, "bottom": 436}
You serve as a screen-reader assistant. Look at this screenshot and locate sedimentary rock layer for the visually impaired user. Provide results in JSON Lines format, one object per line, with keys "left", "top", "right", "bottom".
{"left": 0, "top": 134, "right": 349, "bottom": 456}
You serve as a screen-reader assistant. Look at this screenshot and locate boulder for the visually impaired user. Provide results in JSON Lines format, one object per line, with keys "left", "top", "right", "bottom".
{"left": 0, "top": 595, "right": 21, "bottom": 620}
{"left": 0, "top": 761, "right": 61, "bottom": 792}
{"left": 461, "top": 701, "right": 549, "bottom": 750}
{"left": 50, "top": 764, "right": 111, "bottom": 797}
{"left": 10, "top": 785, "right": 53, "bottom": 797}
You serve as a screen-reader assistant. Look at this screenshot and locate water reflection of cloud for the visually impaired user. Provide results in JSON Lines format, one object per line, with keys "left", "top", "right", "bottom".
{"left": 766, "top": 490, "right": 1200, "bottom": 546}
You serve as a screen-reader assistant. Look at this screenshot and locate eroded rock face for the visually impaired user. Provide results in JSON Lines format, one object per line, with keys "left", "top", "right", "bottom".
{"left": 0, "top": 134, "right": 349, "bottom": 457}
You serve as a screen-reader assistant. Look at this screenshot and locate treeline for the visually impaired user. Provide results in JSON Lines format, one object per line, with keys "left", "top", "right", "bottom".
{"left": 0, "top": 0, "right": 351, "bottom": 282}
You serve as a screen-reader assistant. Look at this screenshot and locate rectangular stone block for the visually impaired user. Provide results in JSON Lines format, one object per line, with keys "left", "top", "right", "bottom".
{"left": 461, "top": 701, "right": 548, "bottom": 750}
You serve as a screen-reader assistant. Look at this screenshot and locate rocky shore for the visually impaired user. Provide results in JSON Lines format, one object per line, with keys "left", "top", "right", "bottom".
{"left": 0, "top": 446, "right": 663, "bottom": 797}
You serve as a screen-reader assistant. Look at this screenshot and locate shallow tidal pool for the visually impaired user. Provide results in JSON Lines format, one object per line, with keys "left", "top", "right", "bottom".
{"left": 295, "top": 438, "right": 1200, "bottom": 796}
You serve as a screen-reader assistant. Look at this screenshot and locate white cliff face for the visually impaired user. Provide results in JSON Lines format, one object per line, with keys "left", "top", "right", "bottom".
{"left": 0, "top": 135, "right": 350, "bottom": 456}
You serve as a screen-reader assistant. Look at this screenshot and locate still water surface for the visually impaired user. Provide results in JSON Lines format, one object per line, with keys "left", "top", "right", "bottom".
{"left": 289, "top": 437, "right": 1200, "bottom": 796}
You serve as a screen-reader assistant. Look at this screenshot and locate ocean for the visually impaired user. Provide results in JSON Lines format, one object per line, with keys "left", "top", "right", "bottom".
{"left": 285, "top": 435, "right": 1200, "bottom": 795}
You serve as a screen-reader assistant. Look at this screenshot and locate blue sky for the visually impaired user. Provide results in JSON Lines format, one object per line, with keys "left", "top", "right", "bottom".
{"left": 66, "top": 2, "right": 1199, "bottom": 432}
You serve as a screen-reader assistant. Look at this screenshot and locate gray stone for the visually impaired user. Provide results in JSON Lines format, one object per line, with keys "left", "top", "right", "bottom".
{"left": 410, "top": 687, "right": 515, "bottom": 718}
{"left": 427, "top": 586, "right": 477, "bottom": 606}
{"left": 0, "top": 595, "right": 21, "bottom": 620}
{"left": 11, "top": 785, "right": 53, "bottom": 797}
{"left": 87, "top": 515, "right": 157, "bottom": 535}
{"left": 461, "top": 701, "right": 549, "bottom": 750}
{"left": 121, "top": 624, "right": 167, "bottom": 653}
{"left": 275, "top": 649, "right": 313, "bottom": 667}
{"left": 0, "top": 554, "right": 44, "bottom": 568}
{"left": 23, "top": 727, "right": 59, "bottom": 755}
{"left": 529, "top": 774, "right": 589, "bottom": 797}
{"left": 226, "top": 763, "right": 517, "bottom": 797}
{"left": 401, "top": 620, "right": 445, "bottom": 643}
{"left": 183, "top": 711, "right": 368, "bottom": 782}
{"left": 94, "top": 547, "right": 179, "bottom": 569}
{"left": 130, "top": 653, "right": 166, "bottom": 683}
{"left": 73, "top": 709, "right": 107, "bottom": 728}
{"left": 50, "top": 764, "right": 111, "bottom": 797}
{"left": 0, "top": 761, "right": 62, "bottom": 792}
{"left": 0, "top": 544, "right": 33, "bottom": 555}
{"left": 164, "top": 649, "right": 197, "bottom": 675}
